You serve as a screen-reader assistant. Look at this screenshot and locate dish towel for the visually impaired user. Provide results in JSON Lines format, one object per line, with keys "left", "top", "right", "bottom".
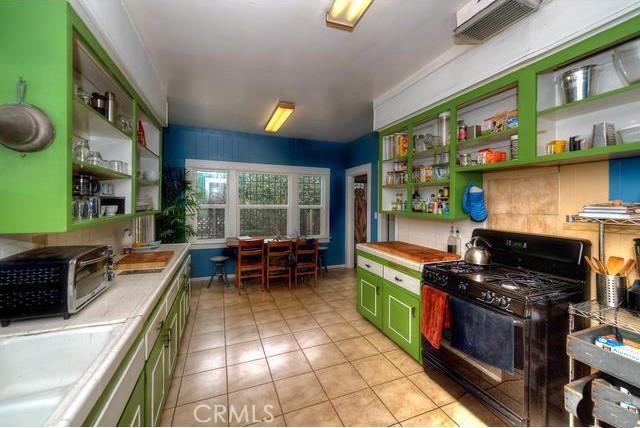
{"left": 421, "top": 285, "right": 450, "bottom": 349}
{"left": 450, "top": 296, "right": 515, "bottom": 374}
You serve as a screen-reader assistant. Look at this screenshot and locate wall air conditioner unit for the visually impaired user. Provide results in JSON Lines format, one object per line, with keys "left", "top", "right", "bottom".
{"left": 454, "top": 0, "right": 542, "bottom": 44}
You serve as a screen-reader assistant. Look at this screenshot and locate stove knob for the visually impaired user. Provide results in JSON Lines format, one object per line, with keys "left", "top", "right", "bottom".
{"left": 480, "top": 290, "right": 489, "bottom": 301}
{"left": 457, "top": 282, "right": 467, "bottom": 292}
{"left": 498, "top": 297, "right": 509, "bottom": 308}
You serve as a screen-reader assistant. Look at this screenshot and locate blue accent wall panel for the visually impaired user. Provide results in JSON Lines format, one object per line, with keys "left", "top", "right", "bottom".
{"left": 610, "top": 157, "right": 640, "bottom": 202}
{"left": 164, "top": 125, "right": 359, "bottom": 277}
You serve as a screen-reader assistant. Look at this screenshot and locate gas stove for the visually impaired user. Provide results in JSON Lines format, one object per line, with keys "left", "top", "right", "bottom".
{"left": 421, "top": 229, "right": 591, "bottom": 426}
{"left": 424, "top": 260, "right": 583, "bottom": 317}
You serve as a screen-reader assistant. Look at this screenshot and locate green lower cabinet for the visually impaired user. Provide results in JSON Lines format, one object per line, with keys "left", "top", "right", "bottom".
{"left": 382, "top": 281, "right": 421, "bottom": 361}
{"left": 145, "top": 334, "right": 167, "bottom": 427}
{"left": 356, "top": 267, "right": 383, "bottom": 329}
{"left": 166, "top": 299, "right": 180, "bottom": 379}
{"left": 118, "top": 371, "right": 145, "bottom": 427}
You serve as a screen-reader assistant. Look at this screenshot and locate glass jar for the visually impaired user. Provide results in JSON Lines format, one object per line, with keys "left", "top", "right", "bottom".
{"left": 72, "top": 136, "right": 90, "bottom": 162}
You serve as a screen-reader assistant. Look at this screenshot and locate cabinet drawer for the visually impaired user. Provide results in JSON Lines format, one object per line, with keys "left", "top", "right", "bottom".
{"left": 166, "top": 276, "right": 181, "bottom": 310}
{"left": 145, "top": 302, "right": 167, "bottom": 359}
{"left": 357, "top": 255, "right": 383, "bottom": 277}
{"left": 383, "top": 266, "right": 421, "bottom": 296}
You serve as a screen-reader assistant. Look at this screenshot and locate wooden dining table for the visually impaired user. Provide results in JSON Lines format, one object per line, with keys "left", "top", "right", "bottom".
{"left": 225, "top": 236, "right": 297, "bottom": 248}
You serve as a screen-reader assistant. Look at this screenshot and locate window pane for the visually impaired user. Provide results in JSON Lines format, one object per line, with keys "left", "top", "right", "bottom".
{"left": 299, "top": 175, "right": 322, "bottom": 205}
{"left": 240, "top": 208, "right": 287, "bottom": 236}
{"left": 299, "top": 208, "right": 321, "bottom": 236}
{"left": 238, "top": 173, "right": 288, "bottom": 205}
{"left": 197, "top": 208, "right": 225, "bottom": 239}
{"left": 196, "top": 170, "right": 227, "bottom": 204}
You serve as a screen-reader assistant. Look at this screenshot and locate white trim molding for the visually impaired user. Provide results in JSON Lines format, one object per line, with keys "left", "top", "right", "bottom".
{"left": 345, "top": 163, "right": 372, "bottom": 269}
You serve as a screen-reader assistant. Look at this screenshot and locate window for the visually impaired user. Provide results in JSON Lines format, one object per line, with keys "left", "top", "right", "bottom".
{"left": 195, "top": 170, "right": 227, "bottom": 240}
{"left": 238, "top": 172, "right": 288, "bottom": 236}
{"left": 186, "top": 160, "right": 330, "bottom": 246}
{"left": 298, "top": 175, "right": 322, "bottom": 236}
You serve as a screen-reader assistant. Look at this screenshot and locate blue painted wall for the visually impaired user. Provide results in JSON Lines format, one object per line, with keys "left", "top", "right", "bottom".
{"left": 610, "top": 158, "right": 640, "bottom": 202}
{"left": 164, "top": 124, "right": 378, "bottom": 278}
{"left": 346, "top": 132, "right": 379, "bottom": 242}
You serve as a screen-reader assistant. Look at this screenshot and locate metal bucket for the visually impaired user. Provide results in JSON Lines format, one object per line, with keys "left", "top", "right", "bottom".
{"left": 558, "top": 65, "right": 597, "bottom": 104}
{"left": 596, "top": 273, "right": 627, "bottom": 308}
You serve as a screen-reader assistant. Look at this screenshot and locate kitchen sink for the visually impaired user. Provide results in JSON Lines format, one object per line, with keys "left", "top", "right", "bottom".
{"left": 0, "top": 323, "right": 122, "bottom": 426}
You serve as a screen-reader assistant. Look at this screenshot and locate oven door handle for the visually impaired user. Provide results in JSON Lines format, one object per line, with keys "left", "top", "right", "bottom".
{"left": 77, "top": 254, "right": 108, "bottom": 268}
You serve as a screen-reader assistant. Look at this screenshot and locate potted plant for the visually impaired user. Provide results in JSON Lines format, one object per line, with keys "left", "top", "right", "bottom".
{"left": 156, "top": 167, "right": 199, "bottom": 243}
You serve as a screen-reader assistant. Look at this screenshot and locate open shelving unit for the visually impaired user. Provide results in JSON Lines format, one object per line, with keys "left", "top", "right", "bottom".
{"left": 135, "top": 108, "right": 161, "bottom": 214}
{"left": 455, "top": 85, "right": 519, "bottom": 169}
{"left": 378, "top": 15, "right": 640, "bottom": 222}
{"left": 71, "top": 34, "right": 134, "bottom": 225}
{"left": 536, "top": 36, "right": 640, "bottom": 160}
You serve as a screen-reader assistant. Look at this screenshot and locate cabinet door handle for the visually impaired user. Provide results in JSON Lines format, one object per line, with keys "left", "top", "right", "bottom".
{"left": 165, "top": 328, "right": 172, "bottom": 348}
{"left": 394, "top": 276, "right": 403, "bottom": 282}
{"left": 157, "top": 320, "right": 164, "bottom": 331}
{"left": 411, "top": 307, "right": 416, "bottom": 318}
{"left": 376, "top": 286, "right": 380, "bottom": 296}
{"left": 365, "top": 263, "right": 371, "bottom": 268}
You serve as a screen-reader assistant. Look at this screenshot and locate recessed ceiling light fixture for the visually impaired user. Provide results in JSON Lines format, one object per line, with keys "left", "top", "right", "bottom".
{"left": 326, "top": 0, "right": 373, "bottom": 31}
{"left": 264, "top": 101, "right": 295, "bottom": 133}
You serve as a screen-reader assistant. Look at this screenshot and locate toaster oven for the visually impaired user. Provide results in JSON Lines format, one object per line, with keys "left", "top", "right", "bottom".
{"left": 0, "top": 245, "right": 113, "bottom": 327}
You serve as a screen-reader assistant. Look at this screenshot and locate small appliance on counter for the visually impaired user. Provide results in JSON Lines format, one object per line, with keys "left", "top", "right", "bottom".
{"left": 0, "top": 246, "right": 113, "bottom": 327}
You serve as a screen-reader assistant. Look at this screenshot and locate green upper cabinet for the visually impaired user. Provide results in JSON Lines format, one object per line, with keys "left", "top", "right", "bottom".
{"left": 378, "top": 14, "right": 640, "bottom": 218}
{"left": 0, "top": 0, "right": 162, "bottom": 234}
{"left": 0, "top": 1, "right": 71, "bottom": 233}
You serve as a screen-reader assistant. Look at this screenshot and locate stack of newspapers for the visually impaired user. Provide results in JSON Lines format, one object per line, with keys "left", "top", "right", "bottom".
{"left": 578, "top": 203, "right": 640, "bottom": 220}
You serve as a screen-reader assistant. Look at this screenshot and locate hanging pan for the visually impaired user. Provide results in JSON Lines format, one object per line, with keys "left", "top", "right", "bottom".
{"left": 0, "top": 79, "right": 55, "bottom": 152}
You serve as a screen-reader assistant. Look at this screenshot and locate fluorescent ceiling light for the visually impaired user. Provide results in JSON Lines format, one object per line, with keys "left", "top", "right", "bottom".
{"left": 264, "top": 101, "right": 295, "bottom": 133}
{"left": 326, "top": 0, "right": 373, "bottom": 31}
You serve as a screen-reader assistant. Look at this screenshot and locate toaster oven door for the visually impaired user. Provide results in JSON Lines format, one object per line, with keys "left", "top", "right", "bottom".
{"left": 70, "top": 249, "right": 108, "bottom": 312}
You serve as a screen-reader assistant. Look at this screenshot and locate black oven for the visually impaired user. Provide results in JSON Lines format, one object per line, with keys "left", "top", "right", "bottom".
{"left": 422, "top": 292, "right": 528, "bottom": 425}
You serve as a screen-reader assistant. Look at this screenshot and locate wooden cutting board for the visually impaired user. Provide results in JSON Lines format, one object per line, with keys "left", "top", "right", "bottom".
{"left": 363, "top": 241, "right": 459, "bottom": 264}
{"left": 115, "top": 251, "right": 175, "bottom": 274}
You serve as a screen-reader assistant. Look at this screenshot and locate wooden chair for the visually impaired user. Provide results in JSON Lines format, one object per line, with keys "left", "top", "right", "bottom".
{"left": 293, "top": 238, "right": 319, "bottom": 288}
{"left": 236, "top": 239, "right": 265, "bottom": 293}
{"left": 265, "top": 240, "right": 293, "bottom": 290}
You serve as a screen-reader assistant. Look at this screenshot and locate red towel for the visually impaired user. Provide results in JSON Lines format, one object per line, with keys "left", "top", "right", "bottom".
{"left": 421, "top": 285, "right": 450, "bottom": 349}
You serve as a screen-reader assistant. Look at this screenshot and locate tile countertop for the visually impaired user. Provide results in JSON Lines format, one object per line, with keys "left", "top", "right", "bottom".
{"left": 0, "top": 243, "right": 190, "bottom": 426}
{"left": 356, "top": 241, "right": 459, "bottom": 272}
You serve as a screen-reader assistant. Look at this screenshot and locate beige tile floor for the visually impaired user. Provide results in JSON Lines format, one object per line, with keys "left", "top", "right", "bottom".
{"left": 162, "top": 269, "right": 505, "bottom": 427}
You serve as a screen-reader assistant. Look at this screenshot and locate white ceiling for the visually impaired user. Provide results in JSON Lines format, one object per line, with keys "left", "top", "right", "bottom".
{"left": 123, "top": 0, "right": 466, "bottom": 142}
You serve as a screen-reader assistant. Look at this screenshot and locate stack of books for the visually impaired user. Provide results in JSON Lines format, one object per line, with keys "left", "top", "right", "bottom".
{"left": 578, "top": 203, "right": 640, "bottom": 219}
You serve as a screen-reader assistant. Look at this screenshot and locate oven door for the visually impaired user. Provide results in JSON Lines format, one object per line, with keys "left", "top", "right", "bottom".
{"left": 68, "top": 249, "right": 108, "bottom": 312}
{"left": 422, "top": 295, "right": 528, "bottom": 425}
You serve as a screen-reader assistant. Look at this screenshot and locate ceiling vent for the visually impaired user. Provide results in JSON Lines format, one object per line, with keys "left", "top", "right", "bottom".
{"left": 454, "top": 0, "right": 541, "bottom": 44}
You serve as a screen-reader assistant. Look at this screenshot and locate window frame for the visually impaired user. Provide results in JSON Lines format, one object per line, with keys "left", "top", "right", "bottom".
{"left": 186, "top": 159, "right": 330, "bottom": 248}
{"left": 297, "top": 174, "right": 325, "bottom": 237}
{"left": 193, "top": 169, "right": 228, "bottom": 242}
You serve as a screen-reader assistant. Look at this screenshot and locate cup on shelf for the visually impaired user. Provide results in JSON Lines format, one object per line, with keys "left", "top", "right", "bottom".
{"left": 143, "top": 170, "right": 159, "bottom": 181}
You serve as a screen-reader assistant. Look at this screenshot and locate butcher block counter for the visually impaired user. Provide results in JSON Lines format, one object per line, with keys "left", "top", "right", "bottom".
{"left": 356, "top": 241, "right": 458, "bottom": 272}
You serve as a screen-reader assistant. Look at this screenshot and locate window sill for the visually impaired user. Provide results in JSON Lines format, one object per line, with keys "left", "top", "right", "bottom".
{"left": 190, "top": 236, "right": 332, "bottom": 250}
